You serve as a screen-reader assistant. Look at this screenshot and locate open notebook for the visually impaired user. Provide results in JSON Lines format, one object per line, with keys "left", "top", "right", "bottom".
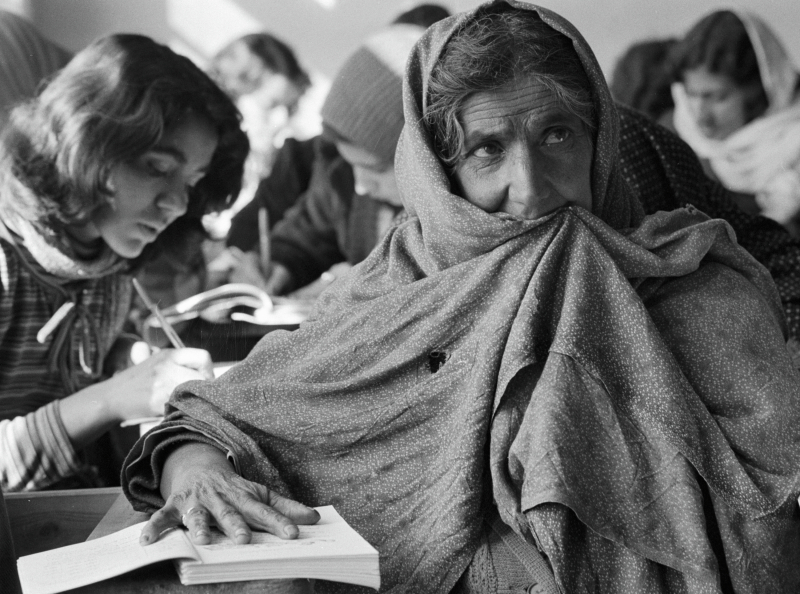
{"left": 17, "top": 506, "right": 379, "bottom": 594}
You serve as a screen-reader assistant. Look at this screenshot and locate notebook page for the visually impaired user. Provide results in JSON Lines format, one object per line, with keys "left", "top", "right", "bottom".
{"left": 188, "top": 506, "right": 377, "bottom": 565}
{"left": 17, "top": 521, "right": 196, "bottom": 594}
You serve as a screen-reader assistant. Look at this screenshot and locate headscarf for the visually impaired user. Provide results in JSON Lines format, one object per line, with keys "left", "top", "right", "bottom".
{"left": 672, "top": 11, "right": 800, "bottom": 227}
{"left": 125, "top": 2, "right": 800, "bottom": 592}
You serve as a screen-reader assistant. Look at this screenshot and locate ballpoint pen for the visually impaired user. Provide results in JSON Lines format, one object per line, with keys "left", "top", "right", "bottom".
{"left": 132, "top": 277, "right": 186, "bottom": 349}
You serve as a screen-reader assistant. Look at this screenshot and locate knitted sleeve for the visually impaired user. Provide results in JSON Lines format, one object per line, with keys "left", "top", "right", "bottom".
{"left": 0, "top": 243, "right": 81, "bottom": 492}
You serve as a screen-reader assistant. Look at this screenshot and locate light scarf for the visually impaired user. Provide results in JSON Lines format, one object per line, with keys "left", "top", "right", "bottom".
{"left": 672, "top": 11, "right": 800, "bottom": 226}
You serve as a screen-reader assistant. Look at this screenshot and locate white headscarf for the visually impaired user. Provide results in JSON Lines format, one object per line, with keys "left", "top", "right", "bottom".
{"left": 672, "top": 11, "right": 800, "bottom": 226}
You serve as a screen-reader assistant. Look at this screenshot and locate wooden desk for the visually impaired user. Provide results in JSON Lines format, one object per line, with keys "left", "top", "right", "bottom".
{"left": 5, "top": 488, "right": 313, "bottom": 593}
{"left": 5, "top": 487, "right": 120, "bottom": 558}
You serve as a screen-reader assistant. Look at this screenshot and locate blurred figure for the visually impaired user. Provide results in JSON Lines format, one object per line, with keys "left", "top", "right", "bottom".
{"left": 670, "top": 10, "right": 800, "bottom": 234}
{"left": 0, "top": 10, "right": 70, "bottom": 129}
{"left": 609, "top": 37, "right": 677, "bottom": 125}
{"left": 391, "top": 3, "right": 451, "bottom": 27}
{"left": 222, "top": 23, "right": 423, "bottom": 296}
{"left": 218, "top": 5, "right": 451, "bottom": 296}
{"left": 209, "top": 33, "right": 312, "bottom": 209}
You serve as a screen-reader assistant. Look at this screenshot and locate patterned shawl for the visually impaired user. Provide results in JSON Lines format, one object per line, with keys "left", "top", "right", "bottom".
{"left": 125, "top": 2, "right": 800, "bottom": 592}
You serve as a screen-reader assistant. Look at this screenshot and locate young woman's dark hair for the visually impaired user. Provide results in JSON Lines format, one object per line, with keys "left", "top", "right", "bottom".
{"left": 670, "top": 10, "right": 768, "bottom": 123}
{"left": 0, "top": 33, "right": 248, "bottom": 263}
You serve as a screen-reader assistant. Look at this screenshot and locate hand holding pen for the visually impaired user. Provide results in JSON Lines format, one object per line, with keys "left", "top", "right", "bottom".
{"left": 110, "top": 279, "right": 213, "bottom": 427}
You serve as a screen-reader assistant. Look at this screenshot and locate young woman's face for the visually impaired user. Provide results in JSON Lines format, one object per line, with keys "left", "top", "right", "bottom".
{"left": 682, "top": 67, "right": 749, "bottom": 140}
{"left": 452, "top": 75, "right": 593, "bottom": 220}
{"left": 86, "top": 113, "right": 218, "bottom": 259}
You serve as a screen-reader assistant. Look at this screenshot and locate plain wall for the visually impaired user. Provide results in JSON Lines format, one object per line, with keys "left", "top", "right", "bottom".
{"left": 2, "top": 0, "right": 796, "bottom": 81}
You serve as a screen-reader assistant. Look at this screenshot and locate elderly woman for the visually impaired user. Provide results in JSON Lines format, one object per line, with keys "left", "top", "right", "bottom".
{"left": 0, "top": 34, "right": 247, "bottom": 491}
{"left": 125, "top": 2, "right": 800, "bottom": 592}
{"left": 670, "top": 10, "right": 800, "bottom": 235}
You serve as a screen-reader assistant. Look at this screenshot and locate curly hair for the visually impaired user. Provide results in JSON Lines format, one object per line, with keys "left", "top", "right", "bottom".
{"left": 671, "top": 11, "right": 768, "bottom": 123}
{"left": 0, "top": 33, "right": 248, "bottom": 261}
{"left": 425, "top": 5, "right": 595, "bottom": 168}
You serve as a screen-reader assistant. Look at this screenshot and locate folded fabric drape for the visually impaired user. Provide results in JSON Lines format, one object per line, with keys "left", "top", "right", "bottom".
{"left": 125, "top": 2, "right": 800, "bottom": 592}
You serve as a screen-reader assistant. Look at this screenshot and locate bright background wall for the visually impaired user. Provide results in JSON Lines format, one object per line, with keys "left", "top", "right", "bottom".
{"left": 2, "top": 0, "right": 798, "bottom": 82}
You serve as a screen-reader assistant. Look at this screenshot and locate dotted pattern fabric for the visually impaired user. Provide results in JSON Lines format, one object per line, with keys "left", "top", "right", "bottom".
{"left": 617, "top": 105, "right": 800, "bottom": 342}
{"left": 125, "top": 2, "right": 800, "bottom": 593}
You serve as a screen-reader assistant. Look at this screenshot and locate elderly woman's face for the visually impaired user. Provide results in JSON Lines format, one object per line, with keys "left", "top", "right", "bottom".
{"left": 452, "top": 75, "right": 593, "bottom": 219}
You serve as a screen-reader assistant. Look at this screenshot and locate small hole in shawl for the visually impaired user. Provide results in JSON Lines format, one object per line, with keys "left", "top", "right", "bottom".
{"left": 428, "top": 351, "right": 449, "bottom": 374}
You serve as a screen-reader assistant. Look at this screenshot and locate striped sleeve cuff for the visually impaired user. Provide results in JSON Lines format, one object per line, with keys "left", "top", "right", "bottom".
{"left": 0, "top": 401, "right": 81, "bottom": 492}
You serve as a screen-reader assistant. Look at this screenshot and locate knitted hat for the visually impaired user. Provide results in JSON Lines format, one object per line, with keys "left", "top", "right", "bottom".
{"left": 321, "top": 24, "right": 424, "bottom": 164}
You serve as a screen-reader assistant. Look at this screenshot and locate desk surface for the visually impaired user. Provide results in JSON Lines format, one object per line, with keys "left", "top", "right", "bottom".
{"left": 5, "top": 488, "right": 313, "bottom": 593}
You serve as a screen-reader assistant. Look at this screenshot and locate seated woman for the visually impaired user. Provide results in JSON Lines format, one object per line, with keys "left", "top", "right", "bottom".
{"left": 0, "top": 34, "right": 248, "bottom": 491}
{"left": 670, "top": 10, "right": 800, "bottom": 235}
{"left": 209, "top": 31, "right": 311, "bottom": 193}
{"left": 124, "top": 3, "right": 800, "bottom": 592}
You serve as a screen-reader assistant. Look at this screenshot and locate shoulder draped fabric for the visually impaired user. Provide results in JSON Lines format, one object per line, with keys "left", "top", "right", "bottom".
{"left": 672, "top": 11, "right": 800, "bottom": 227}
{"left": 123, "top": 2, "right": 800, "bottom": 592}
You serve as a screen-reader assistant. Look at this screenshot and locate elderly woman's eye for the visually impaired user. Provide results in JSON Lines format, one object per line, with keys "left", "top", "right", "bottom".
{"left": 544, "top": 128, "right": 570, "bottom": 145}
{"left": 472, "top": 143, "right": 503, "bottom": 158}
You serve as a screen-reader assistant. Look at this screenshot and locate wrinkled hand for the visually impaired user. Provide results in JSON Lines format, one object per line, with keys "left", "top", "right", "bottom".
{"left": 141, "top": 443, "right": 319, "bottom": 545}
{"left": 106, "top": 347, "right": 213, "bottom": 421}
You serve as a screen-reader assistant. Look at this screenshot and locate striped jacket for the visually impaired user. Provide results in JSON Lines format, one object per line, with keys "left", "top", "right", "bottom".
{"left": 0, "top": 238, "right": 132, "bottom": 491}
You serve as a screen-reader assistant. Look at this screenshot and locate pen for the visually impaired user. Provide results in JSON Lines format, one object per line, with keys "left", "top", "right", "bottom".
{"left": 258, "top": 206, "right": 270, "bottom": 277}
{"left": 132, "top": 278, "right": 186, "bottom": 349}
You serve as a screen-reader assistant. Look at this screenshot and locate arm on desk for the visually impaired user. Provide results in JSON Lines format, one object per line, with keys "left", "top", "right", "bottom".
{"left": 140, "top": 442, "right": 319, "bottom": 547}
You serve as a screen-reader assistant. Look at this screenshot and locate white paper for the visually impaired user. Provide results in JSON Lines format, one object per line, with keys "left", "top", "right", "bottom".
{"left": 17, "top": 506, "right": 379, "bottom": 594}
{"left": 189, "top": 506, "right": 377, "bottom": 565}
{"left": 17, "top": 522, "right": 196, "bottom": 594}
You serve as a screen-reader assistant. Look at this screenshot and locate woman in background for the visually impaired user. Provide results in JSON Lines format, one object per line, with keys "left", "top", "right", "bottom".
{"left": 209, "top": 32, "right": 311, "bottom": 199}
{"left": 0, "top": 34, "right": 248, "bottom": 491}
{"left": 671, "top": 10, "right": 800, "bottom": 234}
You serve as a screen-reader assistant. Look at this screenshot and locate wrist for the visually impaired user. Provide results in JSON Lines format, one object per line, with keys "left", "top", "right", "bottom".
{"left": 58, "top": 379, "right": 122, "bottom": 449}
{"left": 161, "top": 441, "right": 231, "bottom": 498}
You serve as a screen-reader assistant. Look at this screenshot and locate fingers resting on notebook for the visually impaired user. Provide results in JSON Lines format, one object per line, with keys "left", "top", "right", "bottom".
{"left": 139, "top": 441, "right": 320, "bottom": 546}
